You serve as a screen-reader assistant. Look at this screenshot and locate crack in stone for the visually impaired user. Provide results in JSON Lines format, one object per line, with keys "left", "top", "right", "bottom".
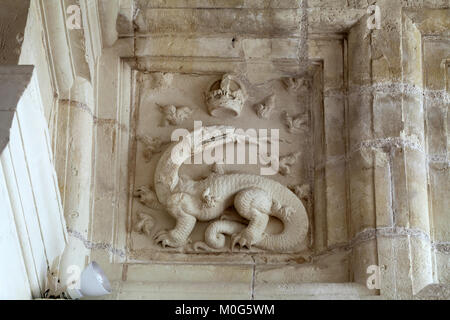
{"left": 67, "top": 228, "right": 126, "bottom": 258}
{"left": 424, "top": 89, "right": 450, "bottom": 104}
{"left": 428, "top": 154, "right": 450, "bottom": 167}
{"left": 432, "top": 242, "right": 450, "bottom": 255}
{"left": 344, "top": 227, "right": 450, "bottom": 255}
{"left": 352, "top": 136, "right": 424, "bottom": 154}
{"left": 316, "top": 226, "right": 439, "bottom": 257}
{"left": 68, "top": 222, "right": 449, "bottom": 265}
{"left": 339, "top": 83, "right": 450, "bottom": 104}
{"left": 60, "top": 99, "right": 129, "bottom": 131}
{"left": 314, "top": 136, "right": 429, "bottom": 170}
{"left": 60, "top": 99, "right": 93, "bottom": 116}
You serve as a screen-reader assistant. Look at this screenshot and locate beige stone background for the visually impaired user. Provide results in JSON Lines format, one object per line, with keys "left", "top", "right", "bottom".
{"left": 0, "top": 0, "right": 448, "bottom": 300}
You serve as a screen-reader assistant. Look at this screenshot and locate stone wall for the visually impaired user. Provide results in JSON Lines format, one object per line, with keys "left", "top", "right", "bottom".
{"left": 84, "top": 0, "right": 448, "bottom": 300}
{"left": 1, "top": 0, "right": 447, "bottom": 300}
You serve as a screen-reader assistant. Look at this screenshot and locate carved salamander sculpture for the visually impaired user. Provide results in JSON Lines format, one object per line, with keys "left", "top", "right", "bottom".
{"left": 135, "top": 126, "right": 309, "bottom": 252}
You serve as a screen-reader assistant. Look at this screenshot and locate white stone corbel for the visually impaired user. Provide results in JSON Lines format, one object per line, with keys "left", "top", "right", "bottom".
{"left": 0, "top": 65, "right": 34, "bottom": 155}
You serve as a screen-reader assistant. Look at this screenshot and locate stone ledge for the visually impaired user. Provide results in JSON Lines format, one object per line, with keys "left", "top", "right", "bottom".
{"left": 113, "top": 281, "right": 252, "bottom": 299}
{"left": 414, "top": 283, "right": 450, "bottom": 300}
{"left": 254, "top": 283, "right": 377, "bottom": 300}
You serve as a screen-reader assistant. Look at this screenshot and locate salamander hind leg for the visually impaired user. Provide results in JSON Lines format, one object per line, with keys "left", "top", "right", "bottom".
{"left": 232, "top": 188, "right": 272, "bottom": 250}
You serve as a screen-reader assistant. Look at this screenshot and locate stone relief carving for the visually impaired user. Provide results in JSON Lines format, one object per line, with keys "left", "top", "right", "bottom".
{"left": 205, "top": 74, "right": 247, "bottom": 118}
{"left": 282, "top": 111, "right": 309, "bottom": 134}
{"left": 289, "top": 184, "right": 311, "bottom": 204}
{"left": 135, "top": 126, "right": 309, "bottom": 253}
{"left": 132, "top": 72, "right": 312, "bottom": 257}
{"left": 158, "top": 103, "right": 193, "bottom": 126}
{"left": 147, "top": 73, "right": 174, "bottom": 90}
{"left": 137, "top": 135, "right": 167, "bottom": 162}
{"left": 134, "top": 186, "right": 164, "bottom": 210}
{"left": 211, "top": 162, "right": 225, "bottom": 175}
{"left": 278, "top": 152, "right": 302, "bottom": 176}
{"left": 282, "top": 77, "right": 309, "bottom": 93}
{"left": 254, "top": 94, "right": 276, "bottom": 119}
{"left": 134, "top": 212, "right": 156, "bottom": 236}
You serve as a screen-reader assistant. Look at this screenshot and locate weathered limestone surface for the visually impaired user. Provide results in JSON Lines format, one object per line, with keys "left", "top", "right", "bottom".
{"left": 57, "top": 0, "right": 450, "bottom": 300}
{"left": 1, "top": 0, "right": 448, "bottom": 300}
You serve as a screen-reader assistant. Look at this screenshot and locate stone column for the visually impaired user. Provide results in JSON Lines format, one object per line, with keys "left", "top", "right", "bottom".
{"left": 347, "top": 17, "right": 379, "bottom": 292}
{"left": 49, "top": 0, "right": 97, "bottom": 287}
{"left": 56, "top": 79, "right": 95, "bottom": 287}
{"left": 347, "top": 0, "right": 434, "bottom": 298}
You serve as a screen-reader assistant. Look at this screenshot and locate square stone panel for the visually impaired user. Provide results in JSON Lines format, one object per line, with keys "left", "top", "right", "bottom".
{"left": 128, "top": 71, "right": 314, "bottom": 263}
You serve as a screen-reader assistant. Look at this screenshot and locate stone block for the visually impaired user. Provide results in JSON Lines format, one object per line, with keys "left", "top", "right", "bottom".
{"left": 135, "top": 8, "right": 303, "bottom": 37}
{"left": 136, "top": 0, "right": 301, "bottom": 9}
{"left": 426, "top": 102, "right": 448, "bottom": 156}
{"left": 435, "top": 250, "right": 450, "bottom": 284}
{"left": 254, "top": 283, "right": 375, "bottom": 300}
{"left": 351, "top": 239, "right": 377, "bottom": 289}
{"left": 348, "top": 92, "right": 373, "bottom": 149}
{"left": 116, "top": 264, "right": 253, "bottom": 300}
{"left": 373, "top": 149, "right": 394, "bottom": 228}
{"left": 325, "top": 161, "right": 348, "bottom": 246}
{"left": 372, "top": 91, "right": 403, "bottom": 140}
{"left": 348, "top": 149, "right": 376, "bottom": 237}
{"left": 377, "top": 236, "right": 413, "bottom": 299}
{"left": 404, "top": 148, "right": 430, "bottom": 233}
{"left": 255, "top": 251, "right": 350, "bottom": 289}
{"left": 324, "top": 95, "right": 346, "bottom": 157}
{"left": 429, "top": 164, "right": 450, "bottom": 241}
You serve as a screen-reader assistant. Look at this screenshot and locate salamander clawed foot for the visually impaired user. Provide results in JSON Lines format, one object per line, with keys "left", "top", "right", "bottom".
{"left": 231, "top": 232, "right": 254, "bottom": 251}
{"left": 154, "top": 230, "right": 182, "bottom": 248}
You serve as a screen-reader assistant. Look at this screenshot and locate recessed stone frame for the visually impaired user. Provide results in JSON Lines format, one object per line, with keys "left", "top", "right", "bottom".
{"left": 89, "top": 22, "right": 359, "bottom": 297}
{"left": 118, "top": 57, "right": 322, "bottom": 264}
{"left": 88, "top": 58, "right": 361, "bottom": 299}
{"left": 87, "top": 40, "right": 360, "bottom": 293}
{"left": 86, "top": 5, "right": 449, "bottom": 299}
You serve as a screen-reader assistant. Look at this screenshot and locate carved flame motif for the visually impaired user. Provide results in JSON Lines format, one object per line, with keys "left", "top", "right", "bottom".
{"left": 282, "top": 111, "right": 309, "bottom": 134}
{"left": 158, "top": 103, "right": 193, "bottom": 126}
{"left": 278, "top": 152, "right": 302, "bottom": 176}
{"left": 137, "top": 135, "right": 167, "bottom": 162}
{"left": 134, "top": 212, "right": 155, "bottom": 236}
{"left": 282, "top": 77, "right": 309, "bottom": 93}
{"left": 254, "top": 94, "right": 276, "bottom": 119}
